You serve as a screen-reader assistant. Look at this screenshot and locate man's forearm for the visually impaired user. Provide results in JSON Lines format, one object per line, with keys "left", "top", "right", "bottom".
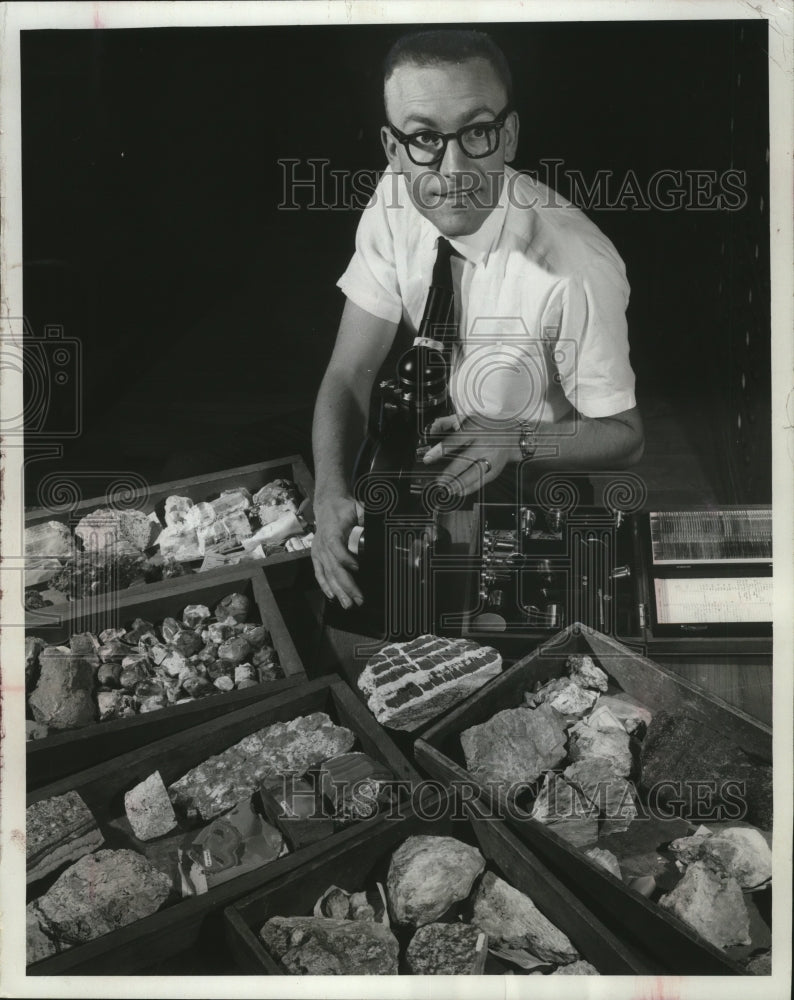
{"left": 518, "top": 409, "right": 645, "bottom": 470}
{"left": 312, "top": 370, "right": 370, "bottom": 500}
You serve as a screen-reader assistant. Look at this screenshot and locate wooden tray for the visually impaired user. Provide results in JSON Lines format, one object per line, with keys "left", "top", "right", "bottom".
{"left": 223, "top": 794, "right": 655, "bottom": 975}
{"left": 26, "top": 675, "right": 423, "bottom": 974}
{"left": 414, "top": 624, "right": 772, "bottom": 975}
{"left": 25, "top": 455, "right": 315, "bottom": 626}
{"left": 26, "top": 567, "right": 306, "bottom": 788}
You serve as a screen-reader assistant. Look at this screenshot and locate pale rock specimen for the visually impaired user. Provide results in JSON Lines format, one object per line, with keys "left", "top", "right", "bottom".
{"left": 566, "top": 653, "right": 609, "bottom": 692}
{"left": 529, "top": 773, "right": 599, "bottom": 848}
{"left": 124, "top": 771, "right": 178, "bottom": 841}
{"left": 567, "top": 717, "right": 632, "bottom": 778}
{"left": 670, "top": 826, "right": 772, "bottom": 889}
{"left": 584, "top": 847, "right": 622, "bottom": 879}
{"left": 28, "top": 646, "right": 96, "bottom": 730}
{"left": 25, "top": 636, "right": 47, "bottom": 691}
{"left": 25, "top": 521, "right": 73, "bottom": 559}
{"left": 471, "top": 871, "right": 579, "bottom": 964}
{"left": 525, "top": 677, "right": 598, "bottom": 717}
{"left": 461, "top": 703, "right": 567, "bottom": 785}
{"left": 214, "top": 592, "right": 250, "bottom": 622}
{"left": 164, "top": 495, "right": 194, "bottom": 527}
{"left": 26, "top": 849, "right": 171, "bottom": 964}
{"left": 659, "top": 860, "right": 751, "bottom": 949}
{"left": 387, "top": 836, "right": 485, "bottom": 927}
{"left": 182, "top": 604, "right": 211, "bottom": 628}
{"left": 563, "top": 757, "right": 637, "bottom": 832}
{"left": 552, "top": 959, "right": 600, "bottom": 974}
{"left": 75, "top": 508, "right": 154, "bottom": 553}
{"left": 594, "top": 692, "right": 652, "bottom": 734}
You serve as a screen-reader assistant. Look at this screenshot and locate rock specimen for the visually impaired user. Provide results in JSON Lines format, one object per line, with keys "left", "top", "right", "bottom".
{"left": 659, "top": 861, "right": 751, "bottom": 949}
{"left": 552, "top": 959, "right": 600, "bottom": 974}
{"left": 25, "top": 636, "right": 47, "bottom": 691}
{"left": 25, "top": 521, "right": 73, "bottom": 559}
{"left": 156, "top": 525, "right": 203, "bottom": 562}
{"left": 314, "top": 884, "right": 386, "bottom": 923}
{"left": 168, "top": 712, "right": 356, "bottom": 820}
{"left": 594, "top": 692, "right": 652, "bottom": 734}
{"left": 358, "top": 635, "right": 502, "bottom": 732}
{"left": 27, "top": 791, "right": 104, "bottom": 883}
{"left": 75, "top": 508, "right": 155, "bottom": 553}
{"left": 671, "top": 826, "right": 772, "bottom": 889}
{"left": 641, "top": 712, "right": 772, "bottom": 829}
{"left": 471, "top": 871, "right": 579, "bottom": 965}
{"left": 260, "top": 916, "right": 399, "bottom": 975}
{"left": 525, "top": 677, "right": 598, "bottom": 717}
{"left": 566, "top": 653, "right": 609, "bottom": 692}
{"left": 584, "top": 847, "right": 622, "bottom": 879}
{"left": 387, "top": 836, "right": 485, "bottom": 927}
{"left": 253, "top": 479, "right": 301, "bottom": 524}
{"left": 26, "top": 721, "right": 49, "bottom": 740}
{"left": 164, "top": 495, "right": 193, "bottom": 527}
{"left": 461, "top": 703, "right": 567, "bottom": 786}
{"left": 406, "top": 923, "right": 488, "bottom": 974}
{"left": 563, "top": 757, "right": 637, "bottom": 832}
{"left": 26, "top": 849, "right": 172, "bottom": 964}
{"left": 28, "top": 646, "right": 96, "bottom": 730}
{"left": 124, "top": 771, "right": 178, "bottom": 841}
{"left": 567, "top": 716, "right": 632, "bottom": 778}
{"left": 746, "top": 950, "right": 772, "bottom": 975}
{"left": 319, "top": 752, "right": 394, "bottom": 820}
{"left": 215, "top": 592, "right": 250, "bottom": 622}
{"left": 529, "top": 773, "right": 599, "bottom": 848}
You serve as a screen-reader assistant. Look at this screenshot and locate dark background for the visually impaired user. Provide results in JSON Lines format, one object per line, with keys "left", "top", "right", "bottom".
{"left": 21, "top": 20, "right": 771, "bottom": 505}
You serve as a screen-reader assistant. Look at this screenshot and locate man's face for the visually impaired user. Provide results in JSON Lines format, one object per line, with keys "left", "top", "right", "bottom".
{"left": 382, "top": 57, "right": 519, "bottom": 238}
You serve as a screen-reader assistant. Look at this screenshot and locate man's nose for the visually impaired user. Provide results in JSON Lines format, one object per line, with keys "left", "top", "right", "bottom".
{"left": 438, "top": 135, "right": 472, "bottom": 177}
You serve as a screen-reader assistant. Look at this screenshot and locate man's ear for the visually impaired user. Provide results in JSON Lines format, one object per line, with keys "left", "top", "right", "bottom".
{"left": 503, "top": 110, "right": 519, "bottom": 163}
{"left": 381, "top": 125, "right": 404, "bottom": 172}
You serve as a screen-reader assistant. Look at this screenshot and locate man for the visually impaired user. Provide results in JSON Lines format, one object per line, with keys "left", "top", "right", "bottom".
{"left": 311, "top": 29, "right": 644, "bottom": 609}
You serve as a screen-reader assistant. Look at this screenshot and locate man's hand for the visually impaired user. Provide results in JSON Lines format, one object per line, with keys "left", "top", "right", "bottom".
{"left": 421, "top": 414, "right": 518, "bottom": 496}
{"left": 311, "top": 494, "right": 364, "bottom": 609}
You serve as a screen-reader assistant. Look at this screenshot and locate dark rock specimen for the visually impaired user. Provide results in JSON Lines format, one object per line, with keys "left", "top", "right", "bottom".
{"left": 260, "top": 916, "right": 399, "bottom": 975}
{"left": 406, "top": 922, "right": 488, "bottom": 974}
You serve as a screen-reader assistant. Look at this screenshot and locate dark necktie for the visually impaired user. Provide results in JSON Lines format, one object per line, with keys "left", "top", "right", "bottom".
{"left": 417, "top": 237, "right": 460, "bottom": 350}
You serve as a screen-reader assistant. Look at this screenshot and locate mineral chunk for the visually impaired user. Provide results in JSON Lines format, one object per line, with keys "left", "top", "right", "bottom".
{"left": 211, "top": 487, "right": 252, "bottom": 519}
{"left": 25, "top": 521, "right": 73, "bottom": 559}
{"left": 584, "top": 847, "right": 622, "bottom": 879}
{"left": 387, "top": 836, "right": 485, "bottom": 927}
{"left": 567, "top": 653, "right": 609, "bottom": 692}
{"left": 26, "top": 905, "right": 58, "bottom": 964}
{"left": 358, "top": 634, "right": 502, "bottom": 732}
{"left": 25, "top": 636, "right": 47, "bottom": 691}
{"left": 75, "top": 508, "right": 155, "bottom": 553}
{"left": 26, "top": 849, "right": 171, "bottom": 963}
{"left": 406, "top": 923, "right": 488, "bottom": 974}
{"left": 658, "top": 861, "right": 751, "bottom": 949}
{"left": 214, "top": 592, "right": 250, "bottom": 622}
{"left": 164, "top": 495, "right": 194, "bottom": 527}
{"left": 640, "top": 711, "right": 772, "bottom": 828}
{"left": 319, "top": 752, "right": 394, "bottom": 821}
{"left": 525, "top": 677, "right": 598, "bottom": 717}
{"left": 671, "top": 826, "right": 772, "bottom": 889}
{"left": 567, "top": 717, "right": 632, "bottom": 778}
{"left": 124, "top": 771, "right": 178, "bottom": 841}
{"left": 552, "top": 959, "right": 600, "bottom": 974}
{"left": 593, "top": 693, "right": 652, "bottom": 734}
{"left": 261, "top": 915, "right": 399, "bottom": 975}
{"left": 28, "top": 646, "right": 96, "bottom": 730}
{"left": 26, "top": 721, "right": 49, "bottom": 740}
{"left": 168, "top": 712, "right": 356, "bottom": 820}
{"left": 182, "top": 604, "right": 211, "bottom": 628}
{"left": 157, "top": 525, "right": 203, "bottom": 562}
{"left": 471, "top": 871, "right": 579, "bottom": 964}
{"left": 563, "top": 757, "right": 637, "bottom": 832}
{"left": 461, "top": 703, "right": 567, "bottom": 785}
{"left": 529, "top": 773, "right": 599, "bottom": 848}
{"left": 27, "top": 791, "right": 104, "bottom": 883}
{"left": 746, "top": 951, "right": 772, "bottom": 975}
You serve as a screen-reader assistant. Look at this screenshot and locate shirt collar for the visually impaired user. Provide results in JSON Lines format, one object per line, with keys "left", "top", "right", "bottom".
{"left": 446, "top": 169, "right": 511, "bottom": 266}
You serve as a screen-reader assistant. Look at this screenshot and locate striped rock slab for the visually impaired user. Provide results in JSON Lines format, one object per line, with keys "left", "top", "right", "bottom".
{"left": 357, "top": 635, "right": 502, "bottom": 733}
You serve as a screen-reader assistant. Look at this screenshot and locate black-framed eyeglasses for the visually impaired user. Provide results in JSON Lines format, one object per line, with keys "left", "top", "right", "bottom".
{"left": 387, "top": 106, "right": 511, "bottom": 166}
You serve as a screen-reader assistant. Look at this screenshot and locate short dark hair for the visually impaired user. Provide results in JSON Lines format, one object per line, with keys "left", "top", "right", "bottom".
{"left": 383, "top": 29, "right": 513, "bottom": 109}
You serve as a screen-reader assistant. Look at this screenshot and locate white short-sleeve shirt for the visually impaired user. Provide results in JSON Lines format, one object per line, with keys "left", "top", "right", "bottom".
{"left": 337, "top": 166, "right": 636, "bottom": 424}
